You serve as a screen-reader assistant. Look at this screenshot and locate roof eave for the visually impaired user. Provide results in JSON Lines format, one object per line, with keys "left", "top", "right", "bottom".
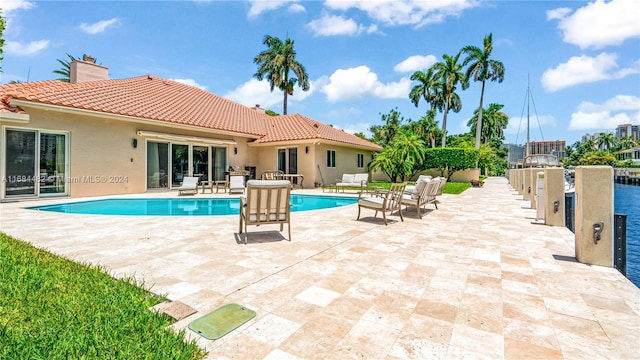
{"left": 9, "top": 99, "right": 261, "bottom": 140}
{"left": 0, "top": 110, "right": 30, "bottom": 123}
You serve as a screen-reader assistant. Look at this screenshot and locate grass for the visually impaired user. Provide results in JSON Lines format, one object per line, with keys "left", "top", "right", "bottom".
{"left": 0, "top": 232, "right": 206, "bottom": 360}
{"left": 369, "top": 180, "right": 471, "bottom": 194}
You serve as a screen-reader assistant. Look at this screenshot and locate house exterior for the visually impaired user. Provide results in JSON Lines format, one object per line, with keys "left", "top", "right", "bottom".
{"left": 0, "top": 60, "right": 381, "bottom": 200}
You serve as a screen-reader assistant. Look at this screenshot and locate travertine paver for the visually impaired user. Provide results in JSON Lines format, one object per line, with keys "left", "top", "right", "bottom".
{"left": 1, "top": 177, "right": 638, "bottom": 359}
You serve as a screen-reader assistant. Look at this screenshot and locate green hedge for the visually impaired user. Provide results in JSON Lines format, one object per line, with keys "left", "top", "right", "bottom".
{"left": 424, "top": 148, "right": 479, "bottom": 180}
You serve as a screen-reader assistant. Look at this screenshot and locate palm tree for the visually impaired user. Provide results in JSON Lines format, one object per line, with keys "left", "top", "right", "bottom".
{"left": 596, "top": 132, "right": 616, "bottom": 150}
{"left": 369, "top": 131, "right": 425, "bottom": 182}
{"left": 618, "top": 136, "right": 638, "bottom": 150}
{"left": 253, "top": 35, "right": 310, "bottom": 115}
{"left": 462, "top": 33, "right": 506, "bottom": 149}
{"left": 412, "top": 110, "right": 441, "bottom": 148}
{"left": 409, "top": 67, "right": 441, "bottom": 111}
{"left": 53, "top": 54, "right": 97, "bottom": 82}
{"left": 467, "top": 103, "right": 508, "bottom": 146}
{"left": 53, "top": 54, "right": 77, "bottom": 82}
{"left": 432, "top": 52, "right": 468, "bottom": 147}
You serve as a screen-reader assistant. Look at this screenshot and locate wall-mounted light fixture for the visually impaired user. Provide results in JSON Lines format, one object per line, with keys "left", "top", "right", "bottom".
{"left": 132, "top": 138, "right": 138, "bottom": 148}
{"left": 234, "top": 147, "right": 238, "bottom": 155}
{"left": 305, "top": 146, "right": 309, "bottom": 154}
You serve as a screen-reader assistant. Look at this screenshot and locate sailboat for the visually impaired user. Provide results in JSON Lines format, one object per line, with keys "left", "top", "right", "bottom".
{"left": 520, "top": 75, "right": 560, "bottom": 168}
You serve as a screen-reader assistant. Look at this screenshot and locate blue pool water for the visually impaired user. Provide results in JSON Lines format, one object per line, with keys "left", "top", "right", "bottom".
{"left": 27, "top": 195, "right": 357, "bottom": 216}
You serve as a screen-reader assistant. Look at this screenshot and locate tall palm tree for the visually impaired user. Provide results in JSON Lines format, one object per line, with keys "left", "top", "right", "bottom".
{"left": 467, "top": 103, "right": 509, "bottom": 146}
{"left": 432, "top": 52, "right": 468, "bottom": 147}
{"left": 253, "top": 35, "right": 310, "bottom": 115}
{"left": 462, "top": 33, "right": 506, "bottom": 149}
{"left": 409, "top": 67, "right": 441, "bottom": 111}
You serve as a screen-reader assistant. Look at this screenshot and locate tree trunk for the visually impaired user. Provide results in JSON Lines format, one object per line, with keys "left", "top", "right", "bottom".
{"left": 283, "top": 90, "right": 288, "bottom": 115}
{"left": 441, "top": 97, "right": 450, "bottom": 148}
{"left": 474, "top": 80, "right": 486, "bottom": 149}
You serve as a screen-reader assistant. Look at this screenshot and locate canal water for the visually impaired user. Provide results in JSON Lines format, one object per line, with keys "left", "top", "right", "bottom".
{"left": 615, "top": 183, "right": 639, "bottom": 288}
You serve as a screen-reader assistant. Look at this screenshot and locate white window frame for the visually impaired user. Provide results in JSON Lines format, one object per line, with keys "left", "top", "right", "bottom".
{"left": 357, "top": 153, "right": 364, "bottom": 168}
{"left": 327, "top": 150, "right": 336, "bottom": 168}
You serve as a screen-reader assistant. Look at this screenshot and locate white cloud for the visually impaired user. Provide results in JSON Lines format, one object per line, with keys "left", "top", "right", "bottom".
{"left": 568, "top": 95, "right": 640, "bottom": 130}
{"left": 307, "top": 13, "right": 377, "bottom": 36}
{"left": 0, "top": 0, "right": 35, "bottom": 15}
{"left": 247, "top": 0, "right": 300, "bottom": 18}
{"left": 546, "top": 7, "right": 571, "bottom": 20}
{"left": 340, "top": 121, "right": 371, "bottom": 136}
{"left": 172, "top": 78, "right": 208, "bottom": 90}
{"left": 541, "top": 53, "right": 639, "bottom": 92}
{"left": 320, "top": 65, "right": 411, "bottom": 102}
{"left": 324, "top": 0, "right": 476, "bottom": 27}
{"left": 548, "top": 0, "right": 640, "bottom": 49}
{"left": 5, "top": 39, "right": 49, "bottom": 55}
{"left": 80, "top": 18, "right": 119, "bottom": 34}
{"left": 223, "top": 78, "right": 314, "bottom": 110}
{"left": 288, "top": 3, "right": 305, "bottom": 13}
{"left": 307, "top": 14, "right": 360, "bottom": 36}
{"left": 393, "top": 55, "right": 437, "bottom": 73}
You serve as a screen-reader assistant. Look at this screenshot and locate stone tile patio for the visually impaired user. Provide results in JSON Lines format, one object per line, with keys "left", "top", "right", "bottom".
{"left": 1, "top": 177, "right": 638, "bottom": 359}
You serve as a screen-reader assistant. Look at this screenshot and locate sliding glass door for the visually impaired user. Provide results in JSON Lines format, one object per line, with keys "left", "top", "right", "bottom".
{"left": 192, "top": 146, "right": 209, "bottom": 181}
{"left": 4, "top": 129, "right": 36, "bottom": 197}
{"left": 39, "top": 133, "right": 66, "bottom": 195}
{"left": 146, "top": 142, "right": 169, "bottom": 189}
{"left": 3, "top": 128, "right": 68, "bottom": 198}
{"left": 148, "top": 142, "right": 227, "bottom": 190}
{"left": 277, "top": 147, "right": 298, "bottom": 184}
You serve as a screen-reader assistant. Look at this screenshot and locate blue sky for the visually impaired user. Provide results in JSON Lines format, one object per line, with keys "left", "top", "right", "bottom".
{"left": 1, "top": 0, "right": 639, "bottom": 146}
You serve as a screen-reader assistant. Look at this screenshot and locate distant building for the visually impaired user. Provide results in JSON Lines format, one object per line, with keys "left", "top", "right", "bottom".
{"left": 616, "top": 123, "right": 639, "bottom": 140}
{"left": 581, "top": 132, "right": 605, "bottom": 144}
{"left": 502, "top": 143, "right": 525, "bottom": 168}
{"left": 527, "top": 140, "right": 566, "bottom": 158}
{"left": 615, "top": 146, "right": 640, "bottom": 165}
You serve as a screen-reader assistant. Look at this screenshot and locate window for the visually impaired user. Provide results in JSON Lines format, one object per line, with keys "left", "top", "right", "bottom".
{"left": 357, "top": 153, "right": 364, "bottom": 168}
{"left": 326, "top": 150, "right": 336, "bottom": 168}
{"left": 3, "top": 128, "right": 68, "bottom": 198}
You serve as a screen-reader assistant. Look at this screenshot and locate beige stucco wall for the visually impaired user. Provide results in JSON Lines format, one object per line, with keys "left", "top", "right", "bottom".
{"left": 316, "top": 143, "right": 372, "bottom": 186}
{"left": 1, "top": 105, "right": 378, "bottom": 197}
{"left": 1, "top": 106, "right": 249, "bottom": 199}
{"left": 250, "top": 142, "right": 375, "bottom": 189}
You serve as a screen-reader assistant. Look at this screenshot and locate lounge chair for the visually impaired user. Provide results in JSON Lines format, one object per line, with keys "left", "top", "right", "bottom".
{"left": 229, "top": 175, "right": 245, "bottom": 194}
{"left": 433, "top": 177, "right": 447, "bottom": 208}
{"left": 336, "top": 173, "right": 369, "bottom": 192}
{"left": 356, "top": 182, "right": 406, "bottom": 225}
{"left": 404, "top": 175, "right": 432, "bottom": 194}
{"left": 177, "top": 176, "right": 199, "bottom": 195}
{"left": 239, "top": 180, "right": 291, "bottom": 244}
{"left": 401, "top": 178, "right": 438, "bottom": 218}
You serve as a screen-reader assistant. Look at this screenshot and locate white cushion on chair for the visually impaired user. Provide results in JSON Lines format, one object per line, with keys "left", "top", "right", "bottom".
{"left": 341, "top": 174, "right": 355, "bottom": 183}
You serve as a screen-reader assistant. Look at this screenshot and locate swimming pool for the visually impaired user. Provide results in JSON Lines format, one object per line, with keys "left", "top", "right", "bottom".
{"left": 27, "top": 194, "right": 358, "bottom": 216}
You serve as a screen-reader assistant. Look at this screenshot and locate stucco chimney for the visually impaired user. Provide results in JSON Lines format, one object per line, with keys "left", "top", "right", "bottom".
{"left": 70, "top": 59, "right": 108, "bottom": 83}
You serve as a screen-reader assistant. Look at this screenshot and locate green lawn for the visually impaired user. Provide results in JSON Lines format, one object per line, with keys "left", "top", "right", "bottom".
{"left": 0, "top": 233, "right": 206, "bottom": 360}
{"left": 368, "top": 180, "right": 471, "bottom": 194}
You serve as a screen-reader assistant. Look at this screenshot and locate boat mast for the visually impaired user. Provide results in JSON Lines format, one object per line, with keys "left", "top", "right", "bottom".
{"left": 526, "top": 74, "right": 530, "bottom": 158}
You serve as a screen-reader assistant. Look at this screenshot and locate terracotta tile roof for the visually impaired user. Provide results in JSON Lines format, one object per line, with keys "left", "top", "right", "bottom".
{"left": 255, "top": 113, "right": 382, "bottom": 150}
{"left": 1, "top": 76, "right": 267, "bottom": 136}
{"left": 0, "top": 76, "right": 381, "bottom": 150}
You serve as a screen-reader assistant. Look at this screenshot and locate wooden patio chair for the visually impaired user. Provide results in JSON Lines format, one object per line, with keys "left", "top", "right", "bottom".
{"left": 239, "top": 180, "right": 291, "bottom": 244}
{"left": 356, "top": 182, "right": 406, "bottom": 225}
